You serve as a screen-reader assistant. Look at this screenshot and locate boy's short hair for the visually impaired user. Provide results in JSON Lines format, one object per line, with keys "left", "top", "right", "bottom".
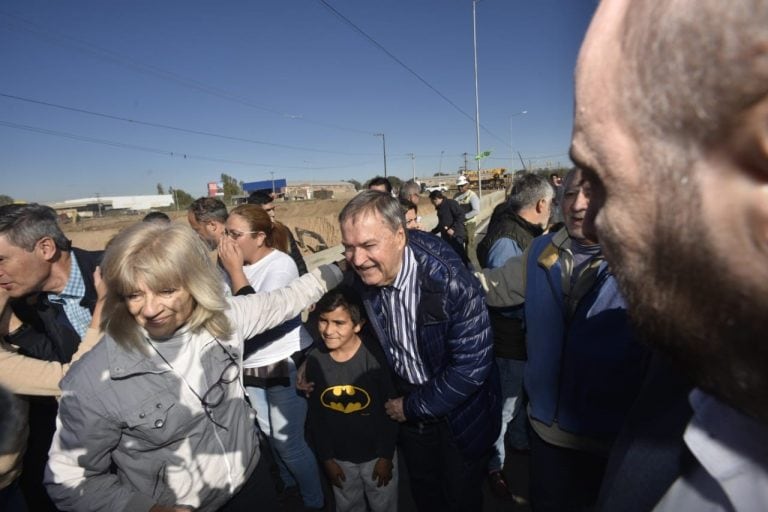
{"left": 315, "top": 285, "right": 366, "bottom": 326}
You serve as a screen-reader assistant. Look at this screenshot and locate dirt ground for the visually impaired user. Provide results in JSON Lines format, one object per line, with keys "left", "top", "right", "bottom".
{"left": 64, "top": 193, "right": 436, "bottom": 253}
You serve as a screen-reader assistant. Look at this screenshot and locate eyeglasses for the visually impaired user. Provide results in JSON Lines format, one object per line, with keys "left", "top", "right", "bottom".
{"left": 224, "top": 228, "right": 261, "bottom": 240}
{"left": 200, "top": 351, "right": 240, "bottom": 430}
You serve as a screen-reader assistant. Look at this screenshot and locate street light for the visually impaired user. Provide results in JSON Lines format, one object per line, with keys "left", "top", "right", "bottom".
{"left": 472, "top": 0, "right": 482, "bottom": 198}
{"left": 510, "top": 110, "right": 528, "bottom": 169}
{"left": 374, "top": 133, "right": 388, "bottom": 178}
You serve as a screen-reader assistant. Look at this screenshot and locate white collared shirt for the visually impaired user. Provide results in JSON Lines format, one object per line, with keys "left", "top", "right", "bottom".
{"left": 654, "top": 389, "right": 768, "bottom": 512}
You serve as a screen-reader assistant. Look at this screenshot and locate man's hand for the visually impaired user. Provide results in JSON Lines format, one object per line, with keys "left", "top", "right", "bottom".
{"left": 385, "top": 397, "right": 406, "bottom": 422}
{"left": 446, "top": 227, "right": 455, "bottom": 237}
{"left": 323, "top": 459, "right": 346, "bottom": 488}
{"left": 371, "top": 457, "right": 393, "bottom": 487}
{"left": 295, "top": 360, "right": 315, "bottom": 397}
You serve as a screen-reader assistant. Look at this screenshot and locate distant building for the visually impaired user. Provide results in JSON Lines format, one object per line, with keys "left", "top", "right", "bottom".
{"left": 283, "top": 181, "right": 355, "bottom": 200}
{"left": 48, "top": 195, "right": 174, "bottom": 217}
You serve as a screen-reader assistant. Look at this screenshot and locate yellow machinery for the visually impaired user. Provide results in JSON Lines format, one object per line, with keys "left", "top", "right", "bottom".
{"left": 463, "top": 168, "right": 507, "bottom": 190}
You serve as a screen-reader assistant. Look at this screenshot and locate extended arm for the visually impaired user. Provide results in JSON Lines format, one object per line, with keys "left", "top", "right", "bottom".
{"left": 474, "top": 250, "right": 528, "bottom": 308}
{"left": 0, "top": 268, "right": 106, "bottom": 396}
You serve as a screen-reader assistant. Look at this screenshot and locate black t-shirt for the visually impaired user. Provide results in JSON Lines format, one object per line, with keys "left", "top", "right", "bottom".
{"left": 305, "top": 332, "right": 399, "bottom": 463}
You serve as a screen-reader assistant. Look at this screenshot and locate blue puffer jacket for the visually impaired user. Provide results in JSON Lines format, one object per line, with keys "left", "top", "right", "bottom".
{"left": 354, "top": 230, "right": 501, "bottom": 459}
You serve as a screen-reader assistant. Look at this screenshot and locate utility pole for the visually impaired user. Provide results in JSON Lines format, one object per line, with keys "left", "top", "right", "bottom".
{"left": 462, "top": 152, "right": 469, "bottom": 174}
{"left": 472, "top": 0, "right": 483, "bottom": 198}
{"left": 407, "top": 153, "right": 416, "bottom": 181}
{"left": 270, "top": 171, "right": 275, "bottom": 194}
{"left": 439, "top": 150, "right": 445, "bottom": 175}
{"left": 374, "top": 133, "right": 388, "bottom": 178}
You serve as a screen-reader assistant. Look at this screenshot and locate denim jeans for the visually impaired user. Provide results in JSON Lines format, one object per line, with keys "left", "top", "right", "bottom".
{"left": 245, "top": 359, "right": 324, "bottom": 508}
{"left": 489, "top": 357, "right": 527, "bottom": 472}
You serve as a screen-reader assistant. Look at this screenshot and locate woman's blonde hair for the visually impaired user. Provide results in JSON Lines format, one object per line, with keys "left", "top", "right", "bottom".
{"left": 229, "top": 204, "right": 291, "bottom": 255}
{"left": 100, "top": 222, "right": 232, "bottom": 351}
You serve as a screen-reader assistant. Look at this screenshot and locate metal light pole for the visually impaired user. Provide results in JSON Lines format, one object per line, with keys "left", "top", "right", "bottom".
{"left": 407, "top": 153, "right": 416, "bottom": 181}
{"left": 270, "top": 171, "right": 275, "bottom": 194}
{"left": 439, "top": 150, "right": 445, "bottom": 175}
{"left": 472, "top": 0, "right": 483, "bottom": 198}
{"left": 510, "top": 110, "right": 528, "bottom": 170}
{"left": 374, "top": 133, "right": 388, "bottom": 177}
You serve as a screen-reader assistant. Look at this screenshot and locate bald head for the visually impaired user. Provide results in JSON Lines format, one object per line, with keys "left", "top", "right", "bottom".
{"left": 572, "top": 0, "right": 768, "bottom": 422}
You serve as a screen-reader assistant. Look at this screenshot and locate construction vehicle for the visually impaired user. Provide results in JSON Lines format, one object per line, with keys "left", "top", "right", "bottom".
{"left": 462, "top": 168, "right": 508, "bottom": 190}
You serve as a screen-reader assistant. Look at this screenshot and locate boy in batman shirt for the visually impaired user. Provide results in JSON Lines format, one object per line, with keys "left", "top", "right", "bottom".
{"left": 306, "top": 286, "right": 399, "bottom": 512}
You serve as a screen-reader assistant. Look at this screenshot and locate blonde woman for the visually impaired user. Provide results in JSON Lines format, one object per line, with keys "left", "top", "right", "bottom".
{"left": 218, "top": 204, "right": 324, "bottom": 509}
{"left": 44, "top": 222, "right": 342, "bottom": 512}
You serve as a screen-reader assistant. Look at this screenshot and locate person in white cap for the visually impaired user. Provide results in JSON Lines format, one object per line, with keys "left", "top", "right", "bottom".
{"left": 454, "top": 175, "right": 480, "bottom": 252}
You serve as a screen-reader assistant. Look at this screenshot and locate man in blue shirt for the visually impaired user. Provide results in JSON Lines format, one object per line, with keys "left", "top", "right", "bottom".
{"left": 0, "top": 203, "right": 102, "bottom": 511}
{"left": 477, "top": 169, "right": 648, "bottom": 511}
{"left": 475, "top": 172, "right": 553, "bottom": 498}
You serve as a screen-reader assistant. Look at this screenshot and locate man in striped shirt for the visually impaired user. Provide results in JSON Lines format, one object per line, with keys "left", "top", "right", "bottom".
{"left": 339, "top": 190, "right": 500, "bottom": 512}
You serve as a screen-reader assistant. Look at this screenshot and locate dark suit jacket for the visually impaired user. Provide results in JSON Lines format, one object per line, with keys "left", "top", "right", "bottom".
{"left": 596, "top": 352, "right": 695, "bottom": 512}
{"left": 7, "top": 247, "right": 103, "bottom": 363}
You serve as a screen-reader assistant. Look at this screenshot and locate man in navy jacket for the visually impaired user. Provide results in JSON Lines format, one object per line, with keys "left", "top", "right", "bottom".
{"left": 339, "top": 190, "right": 500, "bottom": 512}
{"left": 0, "top": 203, "right": 102, "bottom": 511}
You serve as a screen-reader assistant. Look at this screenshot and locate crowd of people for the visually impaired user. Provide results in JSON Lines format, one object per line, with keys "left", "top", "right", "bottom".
{"left": 1, "top": 1, "right": 766, "bottom": 511}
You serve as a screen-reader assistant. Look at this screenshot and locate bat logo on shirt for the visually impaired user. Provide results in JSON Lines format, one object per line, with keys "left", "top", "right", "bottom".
{"left": 320, "top": 385, "right": 371, "bottom": 413}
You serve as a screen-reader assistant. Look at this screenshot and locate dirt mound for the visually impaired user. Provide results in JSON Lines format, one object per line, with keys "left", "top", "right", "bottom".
{"left": 63, "top": 194, "right": 435, "bottom": 253}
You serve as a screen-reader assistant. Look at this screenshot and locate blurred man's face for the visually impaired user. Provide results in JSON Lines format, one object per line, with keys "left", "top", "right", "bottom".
{"left": 0, "top": 235, "right": 53, "bottom": 297}
{"left": 571, "top": 0, "right": 768, "bottom": 420}
{"left": 187, "top": 211, "right": 224, "bottom": 250}
{"left": 561, "top": 169, "right": 595, "bottom": 244}
{"left": 341, "top": 211, "right": 406, "bottom": 287}
{"left": 261, "top": 202, "right": 277, "bottom": 223}
{"left": 404, "top": 208, "right": 419, "bottom": 230}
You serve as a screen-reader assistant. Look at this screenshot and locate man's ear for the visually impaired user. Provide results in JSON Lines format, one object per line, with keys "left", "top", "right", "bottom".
{"left": 354, "top": 319, "right": 366, "bottom": 334}
{"left": 535, "top": 198, "right": 547, "bottom": 213}
{"left": 36, "top": 237, "right": 58, "bottom": 261}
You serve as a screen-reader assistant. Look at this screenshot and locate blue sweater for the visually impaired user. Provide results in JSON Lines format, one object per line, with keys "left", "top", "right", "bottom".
{"left": 524, "top": 233, "right": 648, "bottom": 437}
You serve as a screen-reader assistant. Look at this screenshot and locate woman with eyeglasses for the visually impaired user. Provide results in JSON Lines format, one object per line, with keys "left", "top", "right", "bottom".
{"left": 218, "top": 204, "right": 325, "bottom": 510}
{"left": 44, "top": 222, "right": 342, "bottom": 512}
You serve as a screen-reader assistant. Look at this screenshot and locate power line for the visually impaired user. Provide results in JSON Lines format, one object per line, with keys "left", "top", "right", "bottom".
{"left": 0, "top": 120, "right": 378, "bottom": 171}
{"left": 0, "top": 10, "right": 375, "bottom": 136}
{"left": 315, "top": 0, "right": 510, "bottom": 148}
{"left": 0, "top": 92, "right": 377, "bottom": 156}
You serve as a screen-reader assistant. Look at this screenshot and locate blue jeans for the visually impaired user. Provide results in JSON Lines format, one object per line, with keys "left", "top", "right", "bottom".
{"left": 245, "top": 359, "right": 324, "bottom": 508}
{"left": 489, "top": 357, "right": 527, "bottom": 472}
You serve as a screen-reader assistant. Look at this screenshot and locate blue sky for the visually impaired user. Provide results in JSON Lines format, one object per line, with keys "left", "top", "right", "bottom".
{"left": 1, "top": 1, "right": 597, "bottom": 203}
